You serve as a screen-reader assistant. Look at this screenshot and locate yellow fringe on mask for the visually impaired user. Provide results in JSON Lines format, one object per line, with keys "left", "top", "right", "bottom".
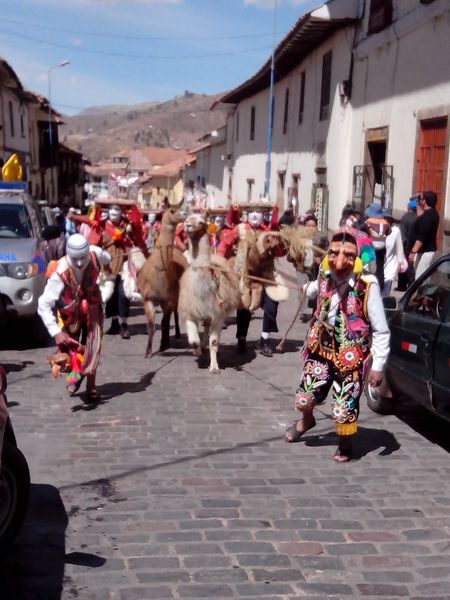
{"left": 322, "top": 256, "right": 330, "bottom": 271}
{"left": 335, "top": 421, "right": 357, "bottom": 436}
{"left": 353, "top": 256, "right": 363, "bottom": 275}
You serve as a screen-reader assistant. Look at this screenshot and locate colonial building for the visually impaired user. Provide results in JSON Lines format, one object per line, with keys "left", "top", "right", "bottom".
{"left": 25, "top": 90, "right": 65, "bottom": 204}
{"left": 0, "top": 59, "right": 31, "bottom": 183}
{"left": 213, "top": 0, "right": 450, "bottom": 247}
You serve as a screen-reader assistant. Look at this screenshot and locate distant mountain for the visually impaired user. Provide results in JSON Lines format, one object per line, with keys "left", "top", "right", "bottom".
{"left": 59, "top": 91, "right": 228, "bottom": 163}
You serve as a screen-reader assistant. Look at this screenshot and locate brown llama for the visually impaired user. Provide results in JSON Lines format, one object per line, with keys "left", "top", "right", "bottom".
{"left": 178, "top": 214, "right": 241, "bottom": 373}
{"left": 135, "top": 204, "right": 187, "bottom": 357}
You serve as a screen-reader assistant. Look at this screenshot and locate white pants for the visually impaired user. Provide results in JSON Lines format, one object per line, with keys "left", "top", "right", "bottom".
{"left": 414, "top": 251, "right": 436, "bottom": 279}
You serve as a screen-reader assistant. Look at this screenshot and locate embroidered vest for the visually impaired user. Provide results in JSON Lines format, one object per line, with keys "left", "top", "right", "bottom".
{"left": 306, "top": 270, "right": 372, "bottom": 371}
{"left": 55, "top": 253, "right": 102, "bottom": 332}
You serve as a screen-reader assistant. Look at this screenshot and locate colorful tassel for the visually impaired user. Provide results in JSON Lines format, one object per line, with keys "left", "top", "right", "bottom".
{"left": 353, "top": 256, "right": 363, "bottom": 275}
{"left": 335, "top": 421, "right": 357, "bottom": 436}
{"left": 321, "top": 255, "right": 330, "bottom": 272}
{"left": 65, "top": 350, "right": 85, "bottom": 385}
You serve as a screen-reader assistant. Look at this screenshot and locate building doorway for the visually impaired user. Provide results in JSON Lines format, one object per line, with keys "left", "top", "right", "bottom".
{"left": 364, "top": 127, "right": 389, "bottom": 208}
{"left": 414, "top": 117, "right": 448, "bottom": 214}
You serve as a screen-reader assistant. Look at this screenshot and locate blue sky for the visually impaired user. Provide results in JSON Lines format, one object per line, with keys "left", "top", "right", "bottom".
{"left": 0, "top": 0, "right": 318, "bottom": 115}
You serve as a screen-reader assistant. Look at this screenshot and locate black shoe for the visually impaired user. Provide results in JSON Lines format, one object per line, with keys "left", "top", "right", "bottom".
{"left": 120, "top": 323, "right": 130, "bottom": 339}
{"left": 237, "top": 338, "right": 247, "bottom": 354}
{"left": 257, "top": 338, "right": 273, "bottom": 357}
{"left": 106, "top": 319, "right": 120, "bottom": 335}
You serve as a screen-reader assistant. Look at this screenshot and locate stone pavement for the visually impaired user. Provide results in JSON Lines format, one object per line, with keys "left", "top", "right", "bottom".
{"left": 1, "top": 289, "right": 450, "bottom": 600}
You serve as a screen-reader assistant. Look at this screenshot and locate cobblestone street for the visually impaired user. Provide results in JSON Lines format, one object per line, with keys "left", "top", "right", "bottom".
{"left": 1, "top": 294, "right": 450, "bottom": 600}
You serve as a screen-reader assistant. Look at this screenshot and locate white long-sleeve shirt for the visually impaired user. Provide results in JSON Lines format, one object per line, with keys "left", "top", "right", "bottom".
{"left": 38, "top": 246, "right": 111, "bottom": 338}
{"left": 384, "top": 225, "right": 406, "bottom": 283}
{"left": 306, "top": 273, "right": 390, "bottom": 372}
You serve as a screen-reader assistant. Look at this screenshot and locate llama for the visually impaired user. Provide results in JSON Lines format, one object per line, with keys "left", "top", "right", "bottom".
{"left": 134, "top": 204, "right": 187, "bottom": 357}
{"left": 178, "top": 214, "right": 241, "bottom": 373}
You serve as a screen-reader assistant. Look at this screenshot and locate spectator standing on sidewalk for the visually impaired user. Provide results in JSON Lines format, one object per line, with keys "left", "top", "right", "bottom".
{"left": 408, "top": 191, "right": 440, "bottom": 279}
{"left": 397, "top": 198, "right": 418, "bottom": 291}
{"left": 382, "top": 208, "right": 407, "bottom": 297}
{"left": 364, "top": 203, "right": 391, "bottom": 290}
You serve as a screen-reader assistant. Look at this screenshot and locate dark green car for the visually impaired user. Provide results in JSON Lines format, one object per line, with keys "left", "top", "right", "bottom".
{"left": 367, "top": 254, "right": 450, "bottom": 421}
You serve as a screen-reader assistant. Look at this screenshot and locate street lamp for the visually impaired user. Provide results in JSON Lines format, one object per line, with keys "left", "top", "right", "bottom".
{"left": 48, "top": 59, "right": 70, "bottom": 204}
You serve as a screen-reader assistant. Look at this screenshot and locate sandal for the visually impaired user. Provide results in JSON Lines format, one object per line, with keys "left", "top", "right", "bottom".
{"left": 85, "top": 389, "right": 101, "bottom": 404}
{"left": 67, "top": 375, "right": 85, "bottom": 396}
{"left": 285, "top": 417, "right": 316, "bottom": 443}
{"left": 334, "top": 444, "right": 352, "bottom": 463}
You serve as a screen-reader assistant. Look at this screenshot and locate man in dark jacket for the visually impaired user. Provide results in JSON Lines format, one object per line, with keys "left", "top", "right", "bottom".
{"left": 397, "top": 198, "right": 417, "bottom": 291}
{"left": 408, "top": 191, "right": 439, "bottom": 279}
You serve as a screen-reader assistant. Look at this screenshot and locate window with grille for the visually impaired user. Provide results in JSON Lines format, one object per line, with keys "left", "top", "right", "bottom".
{"left": 250, "top": 106, "right": 255, "bottom": 141}
{"left": 319, "top": 51, "right": 332, "bottom": 121}
{"left": 283, "top": 88, "right": 289, "bottom": 135}
{"left": 368, "top": 0, "right": 393, "bottom": 34}
{"left": 298, "top": 71, "right": 305, "bottom": 124}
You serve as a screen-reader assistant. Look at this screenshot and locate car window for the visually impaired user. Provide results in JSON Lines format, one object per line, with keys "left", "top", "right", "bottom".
{"left": 405, "top": 259, "right": 450, "bottom": 322}
{"left": 0, "top": 203, "right": 33, "bottom": 238}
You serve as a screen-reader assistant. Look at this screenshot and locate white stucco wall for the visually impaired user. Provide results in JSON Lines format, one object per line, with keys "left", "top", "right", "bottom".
{"left": 206, "top": 142, "right": 228, "bottom": 207}
{"left": 351, "top": 0, "right": 450, "bottom": 226}
{"left": 227, "top": 26, "right": 355, "bottom": 228}
{"left": 209, "top": 0, "right": 450, "bottom": 239}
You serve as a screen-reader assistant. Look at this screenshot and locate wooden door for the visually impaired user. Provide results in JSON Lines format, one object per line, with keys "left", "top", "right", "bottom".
{"left": 415, "top": 117, "right": 448, "bottom": 212}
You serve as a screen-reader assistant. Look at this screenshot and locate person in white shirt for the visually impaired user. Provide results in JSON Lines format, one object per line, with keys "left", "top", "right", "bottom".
{"left": 382, "top": 211, "right": 407, "bottom": 296}
{"left": 285, "top": 231, "right": 390, "bottom": 463}
{"left": 38, "top": 234, "right": 110, "bottom": 403}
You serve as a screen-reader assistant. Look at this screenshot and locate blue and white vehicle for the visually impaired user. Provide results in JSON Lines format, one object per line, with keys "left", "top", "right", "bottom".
{"left": 0, "top": 183, "right": 48, "bottom": 328}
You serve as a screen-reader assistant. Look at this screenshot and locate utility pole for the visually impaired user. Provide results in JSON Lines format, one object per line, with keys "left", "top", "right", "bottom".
{"left": 48, "top": 60, "right": 70, "bottom": 204}
{"left": 264, "top": 0, "right": 278, "bottom": 200}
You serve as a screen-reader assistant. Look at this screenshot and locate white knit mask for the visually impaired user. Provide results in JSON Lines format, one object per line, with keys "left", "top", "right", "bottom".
{"left": 248, "top": 211, "right": 263, "bottom": 227}
{"left": 108, "top": 207, "right": 122, "bottom": 223}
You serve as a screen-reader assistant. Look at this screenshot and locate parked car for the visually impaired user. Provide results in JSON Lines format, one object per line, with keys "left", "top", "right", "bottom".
{"left": 0, "top": 183, "right": 55, "bottom": 337}
{"left": 0, "top": 365, "right": 30, "bottom": 546}
{"left": 367, "top": 254, "right": 450, "bottom": 421}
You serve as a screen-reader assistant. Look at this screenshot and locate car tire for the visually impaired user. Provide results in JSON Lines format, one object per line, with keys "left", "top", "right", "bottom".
{"left": 365, "top": 383, "right": 393, "bottom": 415}
{"left": 0, "top": 442, "right": 31, "bottom": 547}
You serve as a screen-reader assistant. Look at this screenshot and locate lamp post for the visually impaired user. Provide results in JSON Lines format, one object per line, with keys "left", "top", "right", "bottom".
{"left": 48, "top": 60, "right": 70, "bottom": 204}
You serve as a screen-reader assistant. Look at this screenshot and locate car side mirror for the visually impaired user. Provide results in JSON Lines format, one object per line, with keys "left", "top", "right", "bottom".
{"left": 382, "top": 296, "right": 398, "bottom": 311}
{"left": 42, "top": 225, "right": 62, "bottom": 241}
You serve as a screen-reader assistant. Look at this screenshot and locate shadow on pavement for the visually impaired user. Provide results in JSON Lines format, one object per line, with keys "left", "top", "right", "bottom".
{"left": 74, "top": 356, "right": 179, "bottom": 406}
{"left": 0, "top": 319, "right": 51, "bottom": 352}
{"left": 0, "top": 483, "right": 67, "bottom": 600}
{"left": 304, "top": 425, "right": 401, "bottom": 459}
{"left": 2, "top": 361, "right": 35, "bottom": 375}
{"left": 0, "top": 484, "right": 108, "bottom": 599}
{"left": 394, "top": 403, "right": 450, "bottom": 453}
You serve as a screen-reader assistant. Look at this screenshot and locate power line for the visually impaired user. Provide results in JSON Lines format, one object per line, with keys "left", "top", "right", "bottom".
{"left": 0, "top": 16, "right": 287, "bottom": 42}
{"left": 0, "top": 27, "right": 272, "bottom": 59}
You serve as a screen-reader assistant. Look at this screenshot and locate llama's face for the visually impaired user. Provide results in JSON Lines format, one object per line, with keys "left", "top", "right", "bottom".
{"left": 163, "top": 205, "right": 184, "bottom": 227}
{"left": 184, "top": 214, "right": 207, "bottom": 239}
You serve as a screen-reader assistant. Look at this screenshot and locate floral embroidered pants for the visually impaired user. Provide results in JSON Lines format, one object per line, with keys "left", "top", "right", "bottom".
{"left": 295, "top": 353, "right": 365, "bottom": 436}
